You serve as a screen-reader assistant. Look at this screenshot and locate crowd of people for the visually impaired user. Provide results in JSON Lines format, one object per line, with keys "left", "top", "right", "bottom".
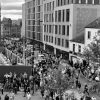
{"left": 0, "top": 49, "right": 99, "bottom": 100}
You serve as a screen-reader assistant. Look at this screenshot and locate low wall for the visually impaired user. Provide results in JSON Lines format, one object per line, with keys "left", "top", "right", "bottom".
{"left": 0, "top": 65, "right": 32, "bottom": 83}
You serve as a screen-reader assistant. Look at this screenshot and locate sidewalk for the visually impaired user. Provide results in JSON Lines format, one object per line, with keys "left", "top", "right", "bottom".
{"left": 0, "top": 91, "right": 44, "bottom": 100}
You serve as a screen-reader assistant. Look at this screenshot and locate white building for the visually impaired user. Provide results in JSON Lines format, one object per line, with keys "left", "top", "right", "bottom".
{"left": 69, "top": 17, "right": 100, "bottom": 62}
{"left": 43, "top": 0, "right": 100, "bottom": 59}
{"left": 85, "top": 18, "right": 100, "bottom": 46}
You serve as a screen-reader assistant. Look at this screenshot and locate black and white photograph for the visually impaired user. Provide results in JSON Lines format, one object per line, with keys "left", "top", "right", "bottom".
{"left": 0, "top": 0, "right": 100, "bottom": 100}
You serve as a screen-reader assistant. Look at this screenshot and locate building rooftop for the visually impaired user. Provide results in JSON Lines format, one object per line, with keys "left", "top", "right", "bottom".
{"left": 85, "top": 17, "right": 100, "bottom": 29}
{"left": 70, "top": 33, "right": 84, "bottom": 44}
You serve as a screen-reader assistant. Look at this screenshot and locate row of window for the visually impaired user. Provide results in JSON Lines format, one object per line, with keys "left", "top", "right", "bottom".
{"left": 73, "top": 44, "right": 81, "bottom": 53}
{"left": 27, "top": 9, "right": 42, "bottom": 19}
{"left": 44, "top": 25, "right": 54, "bottom": 33}
{"left": 55, "top": 9, "right": 70, "bottom": 22}
{"left": 56, "top": 0, "right": 100, "bottom": 7}
{"left": 44, "top": 24, "right": 69, "bottom": 36}
{"left": 44, "top": 35, "right": 69, "bottom": 48}
{"left": 55, "top": 25, "right": 69, "bottom": 36}
{"left": 27, "top": 25, "right": 42, "bottom": 32}
{"left": 44, "top": 35, "right": 54, "bottom": 43}
{"left": 44, "top": 13, "right": 54, "bottom": 22}
{"left": 44, "top": 1, "right": 55, "bottom": 12}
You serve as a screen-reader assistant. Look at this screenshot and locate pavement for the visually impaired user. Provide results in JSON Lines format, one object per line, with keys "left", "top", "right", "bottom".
{"left": 0, "top": 91, "right": 44, "bottom": 100}
{"left": 78, "top": 73, "right": 100, "bottom": 100}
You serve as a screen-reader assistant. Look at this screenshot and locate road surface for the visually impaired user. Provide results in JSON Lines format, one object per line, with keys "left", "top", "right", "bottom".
{"left": 0, "top": 91, "right": 44, "bottom": 100}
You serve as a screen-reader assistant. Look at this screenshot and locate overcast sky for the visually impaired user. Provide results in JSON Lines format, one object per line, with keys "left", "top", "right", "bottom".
{"left": 1, "top": 0, "right": 24, "bottom": 20}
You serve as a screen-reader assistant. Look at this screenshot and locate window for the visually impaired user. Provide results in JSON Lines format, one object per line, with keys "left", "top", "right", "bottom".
{"left": 55, "top": 25, "right": 58, "bottom": 34}
{"left": 87, "top": 0, "right": 92, "bottom": 4}
{"left": 46, "top": 35, "right": 48, "bottom": 42}
{"left": 52, "top": 13, "right": 54, "bottom": 22}
{"left": 94, "top": 0, "right": 99, "bottom": 4}
{"left": 55, "top": 37, "right": 56, "bottom": 44}
{"left": 61, "top": 0, "right": 63, "bottom": 5}
{"left": 62, "top": 39, "right": 64, "bottom": 47}
{"left": 53, "top": 1, "right": 54, "bottom": 10}
{"left": 66, "top": 9, "right": 70, "bottom": 22}
{"left": 62, "top": 10, "right": 65, "bottom": 22}
{"left": 88, "top": 31, "right": 91, "bottom": 39}
{"left": 62, "top": 25, "right": 65, "bottom": 35}
{"left": 73, "top": 44, "right": 75, "bottom": 52}
{"left": 64, "top": 0, "right": 66, "bottom": 5}
{"left": 78, "top": 45, "right": 81, "bottom": 53}
{"left": 47, "top": 25, "right": 48, "bottom": 32}
{"left": 59, "top": 25, "right": 61, "bottom": 34}
{"left": 58, "top": 10, "right": 61, "bottom": 22}
{"left": 55, "top": 11, "right": 57, "bottom": 22}
{"left": 65, "top": 40, "right": 69, "bottom": 48}
{"left": 58, "top": 38, "right": 60, "bottom": 46}
{"left": 44, "top": 25, "right": 46, "bottom": 32}
{"left": 49, "top": 25, "right": 51, "bottom": 33}
{"left": 51, "top": 36, "right": 53, "bottom": 43}
{"left": 67, "top": 25, "right": 69, "bottom": 36}
{"left": 58, "top": 0, "right": 60, "bottom": 6}
{"left": 81, "top": 0, "right": 86, "bottom": 4}
{"left": 49, "top": 36, "right": 50, "bottom": 42}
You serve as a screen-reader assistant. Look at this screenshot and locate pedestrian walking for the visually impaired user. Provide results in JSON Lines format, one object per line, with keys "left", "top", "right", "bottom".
{"left": 91, "top": 96, "right": 96, "bottom": 100}
{"left": 0, "top": 95, "right": 1, "bottom": 100}
{"left": 83, "top": 84, "right": 89, "bottom": 95}
{"left": 1, "top": 86, "right": 4, "bottom": 95}
{"left": 9, "top": 91, "right": 15, "bottom": 100}
{"left": 26, "top": 92, "right": 31, "bottom": 100}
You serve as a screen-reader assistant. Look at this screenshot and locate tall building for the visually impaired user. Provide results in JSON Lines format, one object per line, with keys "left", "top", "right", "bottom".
{"left": 21, "top": 4, "right": 26, "bottom": 38}
{"left": 43, "top": 0, "right": 100, "bottom": 59}
{"left": 11, "top": 24, "right": 21, "bottom": 38}
{"left": 0, "top": 3, "right": 1, "bottom": 43}
{"left": 23, "top": 0, "right": 43, "bottom": 49}
{"left": 2, "top": 18, "right": 12, "bottom": 37}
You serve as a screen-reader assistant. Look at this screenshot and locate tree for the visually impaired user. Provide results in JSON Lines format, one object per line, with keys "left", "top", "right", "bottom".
{"left": 83, "top": 47, "right": 92, "bottom": 65}
{"left": 46, "top": 64, "right": 74, "bottom": 100}
{"left": 83, "top": 34, "right": 100, "bottom": 68}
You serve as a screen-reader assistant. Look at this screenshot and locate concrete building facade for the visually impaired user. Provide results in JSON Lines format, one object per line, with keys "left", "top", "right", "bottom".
{"left": 43, "top": 0, "right": 100, "bottom": 59}
{"left": 21, "top": 4, "right": 26, "bottom": 38}
{"left": 2, "top": 18, "right": 12, "bottom": 37}
{"left": 24, "top": 0, "right": 43, "bottom": 49}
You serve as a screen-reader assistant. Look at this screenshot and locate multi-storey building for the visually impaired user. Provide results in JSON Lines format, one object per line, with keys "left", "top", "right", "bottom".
{"left": 24, "top": 0, "right": 43, "bottom": 49}
{"left": 11, "top": 24, "right": 21, "bottom": 38}
{"left": 0, "top": 4, "right": 1, "bottom": 41}
{"left": 2, "top": 18, "right": 12, "bottom": 37}
{"left": 21, "top": 4, "right": 26, "bottom": 38}
{"left": 43, "top": 0, "right": 100, "bottom": 59}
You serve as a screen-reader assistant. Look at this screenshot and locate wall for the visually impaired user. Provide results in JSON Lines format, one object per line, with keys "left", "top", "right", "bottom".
{"left": 69, "top": 41, "right": 85, "bottom": 53}
{"left": 72, "top": 4, "right": 100, "bottom": 39}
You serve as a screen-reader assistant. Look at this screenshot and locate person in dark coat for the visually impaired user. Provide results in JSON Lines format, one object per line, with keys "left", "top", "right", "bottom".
{"left": 84, "top": 84, "right": 89, "bottom": 95}
{"left": 4, "top": 94, "right": 9, "bottom": 100}
{"left": 56, "top": 96, "right": 59, "bottom": 100}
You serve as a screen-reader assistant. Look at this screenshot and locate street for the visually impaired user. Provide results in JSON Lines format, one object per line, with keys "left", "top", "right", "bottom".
{"left": 0, "top": 91, "right": 44, "bottom": 100}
